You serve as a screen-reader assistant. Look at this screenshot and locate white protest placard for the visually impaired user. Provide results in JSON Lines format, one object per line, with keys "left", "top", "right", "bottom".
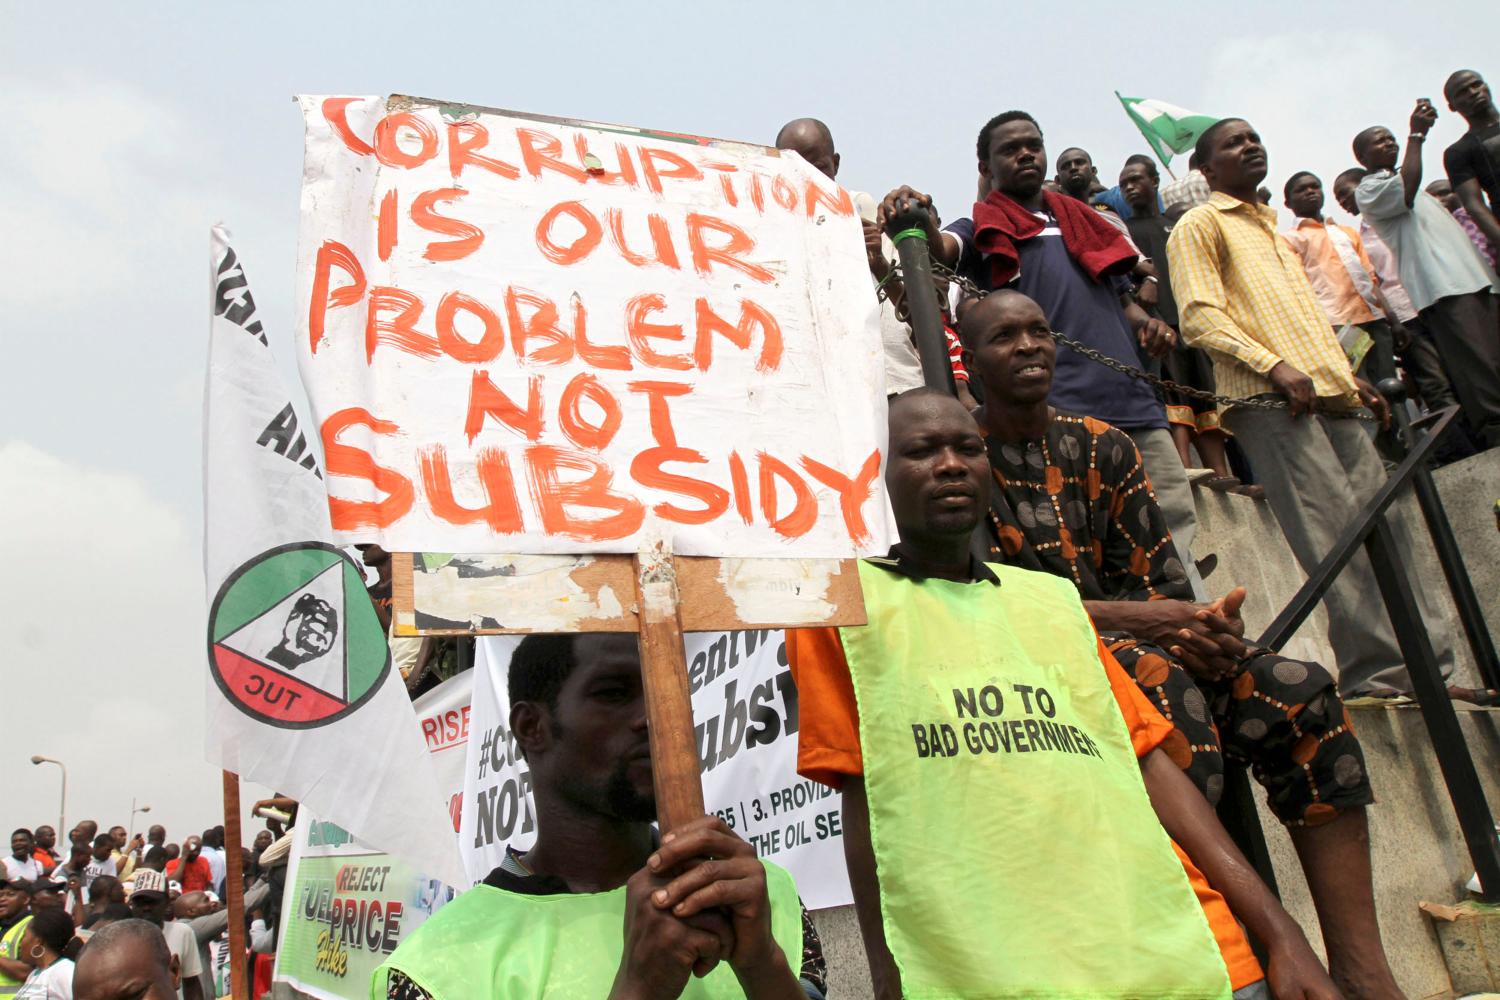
{"left": 293, "top": 96, "right": 889, "bottom": 558}
{"left": 460, "top": 632, "right": 851, "bottom": 910}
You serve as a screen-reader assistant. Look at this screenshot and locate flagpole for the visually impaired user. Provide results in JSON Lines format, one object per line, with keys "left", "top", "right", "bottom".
{"left": 222, "top": 771, "right": 250, "bottom": 1000}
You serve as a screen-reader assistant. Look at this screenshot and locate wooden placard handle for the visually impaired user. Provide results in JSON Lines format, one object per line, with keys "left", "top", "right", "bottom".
{"left": 221, "top": 771, "right": 250, "bottom": 1000}
{"left": 633, "top": 543, "right": 705, "bottom": 833}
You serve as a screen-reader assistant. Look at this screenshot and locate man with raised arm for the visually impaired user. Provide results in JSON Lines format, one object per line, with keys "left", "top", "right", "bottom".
{"left": 1354, "top": 106, "right": 1500, "bottom": 449}
{"left": 1168, "top": 117, "right": 1456, "bottom": 704}
{"left": 373, "top": 633, "right": 817, "bottom": 1000}
{"left": 790, "top": 388, "right": 1338, "bottom": 1000}
{"left": 1331, "top": 168, "right": 1465, "bottom": 432}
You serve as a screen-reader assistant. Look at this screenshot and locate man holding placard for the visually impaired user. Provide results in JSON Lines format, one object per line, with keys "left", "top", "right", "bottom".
{"left": 373, "top": 632, "right": 819, "bottom": 1000}
{"left": 789, "top": 389, "right": 1337, "bottom": 999}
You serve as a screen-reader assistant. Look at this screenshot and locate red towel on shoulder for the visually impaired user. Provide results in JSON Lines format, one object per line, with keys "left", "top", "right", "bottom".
{"left": 971, "top": 189, "right": 1138, "bottom": 289}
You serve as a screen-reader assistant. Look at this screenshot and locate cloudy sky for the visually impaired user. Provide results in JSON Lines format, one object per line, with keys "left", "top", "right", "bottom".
{"left": 4, "top": 0, "right": 1490, "bottom": 844}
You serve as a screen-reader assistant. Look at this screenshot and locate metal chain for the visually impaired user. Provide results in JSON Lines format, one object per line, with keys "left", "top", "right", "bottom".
{"left": 879, "top": 257, "right": 1374, "bottom": 421}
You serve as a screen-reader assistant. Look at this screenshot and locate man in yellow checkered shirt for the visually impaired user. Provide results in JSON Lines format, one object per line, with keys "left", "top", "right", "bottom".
{"left": 1166, "top": 117, "right": 1456, "bottom": 700}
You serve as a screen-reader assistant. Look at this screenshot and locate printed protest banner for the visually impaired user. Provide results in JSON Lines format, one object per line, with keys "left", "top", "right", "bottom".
{"left": 411, "top": 668, "right": 475, "bottom": 834}
{"left": 273, "top": 671, "right": 472, "bottom": 999}
{"left": 460, "top": 631, "right": 851, "bottom": 909}
{"left": 204, "top": 225, "right": 465, "bottom": 888}
{"left": 293, "top": 95, "right": 889, "bottom": 558}
{"left": 273, "top": 818, "right": 456, "bottom": 1000}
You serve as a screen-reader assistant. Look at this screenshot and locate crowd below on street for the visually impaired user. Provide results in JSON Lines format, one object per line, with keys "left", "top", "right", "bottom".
{"left": 2, "top": 803, "right": 295, "bottom": 1000}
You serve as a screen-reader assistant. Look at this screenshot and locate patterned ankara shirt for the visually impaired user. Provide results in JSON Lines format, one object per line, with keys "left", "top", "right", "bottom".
{"left": 1168, "top": 192, "right": 1361, "bottom": 410}
{"left": 984, "top": 412, "right": 1192, "bottom": 602}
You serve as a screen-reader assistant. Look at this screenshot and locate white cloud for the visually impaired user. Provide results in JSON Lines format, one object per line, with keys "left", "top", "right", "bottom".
{"left": 0, "top": 73, "right": 264, "bottom": 310}
{"left": 1, "top": 442, "right": 270, "bottom": 841}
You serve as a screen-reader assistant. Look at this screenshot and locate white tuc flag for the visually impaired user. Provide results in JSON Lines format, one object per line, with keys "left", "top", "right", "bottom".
{"left": 203, "top": 224, "right": 465, "bottom": 886}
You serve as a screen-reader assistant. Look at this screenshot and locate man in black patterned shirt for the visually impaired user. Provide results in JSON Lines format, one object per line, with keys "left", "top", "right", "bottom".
{"left": 956, "top": 288, "right": 1402, "bottom": 1000}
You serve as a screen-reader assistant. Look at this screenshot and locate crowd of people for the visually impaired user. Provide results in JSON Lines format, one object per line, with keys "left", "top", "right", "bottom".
{"left": 19, "top": 69, "right": 1498, "bottom": 1000}
{"left": 2, "top": 805, "right": 292, "bottom": 1000}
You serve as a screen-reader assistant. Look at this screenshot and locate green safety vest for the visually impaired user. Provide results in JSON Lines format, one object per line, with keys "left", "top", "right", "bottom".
{"left": 371, "top": 861, "right": 802, "bottom": 1000}
{"left": 840, "top": 559, "right": 1232, "bottom": 999}
{"left": 0, "top": 915, "right": 32, "bottom": 996}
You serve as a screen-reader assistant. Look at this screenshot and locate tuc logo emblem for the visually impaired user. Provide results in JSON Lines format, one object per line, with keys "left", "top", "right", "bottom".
{"left": 208, "top": 543, "right": 389, "bottom": 729}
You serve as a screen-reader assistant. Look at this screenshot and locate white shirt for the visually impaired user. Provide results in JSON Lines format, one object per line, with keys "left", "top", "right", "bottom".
{"left": 1355, "top": 170, "right": 1499, "bottom": 311}
{"left": 161, "top": 921, "right": 202, "bottom": 1000}
{"left": 15, "top": 958, "right": 74, "bottom": 1000}
{"left": 2, "top": 857, "right": 41, "bottom": 882}
{"left": 81, "top": 858, "right": 115, "bottom": 900}
{"left": 852, "top": 191, "right": 925, "bottom": 395}
{"left": 1358, "top": 221, "right": 1418, "bottom": 322}
{"left": 200, "top": 846, "right": 226, "bottom": 892}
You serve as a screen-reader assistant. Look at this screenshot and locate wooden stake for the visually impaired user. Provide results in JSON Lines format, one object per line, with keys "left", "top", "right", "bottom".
{"left": 632, "top": 540, "right": 704, "bottom": 833}
{"left": 221, "top": 771, "right": 250, "bottom": 1000}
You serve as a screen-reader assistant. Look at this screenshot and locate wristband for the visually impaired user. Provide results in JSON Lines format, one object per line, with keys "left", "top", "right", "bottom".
{"left": 1141, "top": 275, "right": 1159, "bottom": 284}
{"left": 1408, "top": 133, "right": 1427, "bottom": 141}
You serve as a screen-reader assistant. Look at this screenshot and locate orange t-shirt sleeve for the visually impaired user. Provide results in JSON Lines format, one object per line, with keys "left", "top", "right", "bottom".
{"left": 1096, "top": 632, "right": 1175, "bottom": 758}
{"left": 785, "top": 626, "right": 863, "bottom": 789}
{"left": 1096, "top": 632, "right": 1264, "bottom": 989}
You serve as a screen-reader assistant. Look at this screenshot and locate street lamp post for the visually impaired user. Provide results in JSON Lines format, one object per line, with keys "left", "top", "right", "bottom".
{"left": 30, "top": 756, "right": 67, "bottom": 840}
{"left": 129, "top": 800, "right": 152, "bottom": 846}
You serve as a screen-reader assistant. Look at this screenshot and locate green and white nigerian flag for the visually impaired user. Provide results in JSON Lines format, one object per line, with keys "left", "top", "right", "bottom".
{"left": 1115, "top": 93, "right": 1220, "bottom": 168}
{"left": 204, "top": 224, "right": 465, "bottom": 887}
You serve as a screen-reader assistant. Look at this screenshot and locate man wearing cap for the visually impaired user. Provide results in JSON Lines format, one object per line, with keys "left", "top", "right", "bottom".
{"left": 129, "top": 870, "right": 203, "bottom": 1000}
{"left": 26, "top": 879, "right": 78, "bottom": 926}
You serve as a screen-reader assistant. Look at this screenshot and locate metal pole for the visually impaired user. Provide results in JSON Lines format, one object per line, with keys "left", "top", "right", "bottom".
{"left": 1365, "top": 516, "right": 1500, "bottom": 898}
{"left": 1378, "top": 381, "right": 1500, "bottom": 688}
{"left": 883, "top": 202, "right": 956, "bottom": 394}
{"left": 883, "top": 202, "right": 992, "bottom": 567}
{"left": 31, "top": 757, "right": 67, "bottom": 841}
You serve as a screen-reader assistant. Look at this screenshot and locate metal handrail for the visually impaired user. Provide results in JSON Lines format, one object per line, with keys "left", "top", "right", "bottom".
{"left": 1253, "top": 399, "right": 1500, "bottom": 900}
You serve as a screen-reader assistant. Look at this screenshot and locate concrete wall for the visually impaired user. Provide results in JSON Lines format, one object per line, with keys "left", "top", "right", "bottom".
{"left": 811, "top": 448, "right": 1500, "bottom": 999}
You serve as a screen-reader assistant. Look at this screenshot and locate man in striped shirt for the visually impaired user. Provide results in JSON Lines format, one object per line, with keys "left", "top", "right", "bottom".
{"left": 1167, "top": 118, "right": 1455, "bottom": 704}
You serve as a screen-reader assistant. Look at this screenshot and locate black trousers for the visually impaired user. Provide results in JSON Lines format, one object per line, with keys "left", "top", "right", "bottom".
{"left": 1420, "top": 291, "right": 1500, "bottom": 449}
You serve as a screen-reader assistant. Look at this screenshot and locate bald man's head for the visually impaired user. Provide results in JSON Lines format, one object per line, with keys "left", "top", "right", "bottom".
{"left": 886, "top": 389, "right": 990, "bottom": 546}
{"left": 73, "top": 919, "right": 179, "bottom": 1000}
{"left": 957, "top": 290, "right": 1056, "bottom": 408}
{"left": 775, "top": 118, "right": 838, "bottom": 180}
{"left": 173, "top": 891, "right": 219, "bottom": 920}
